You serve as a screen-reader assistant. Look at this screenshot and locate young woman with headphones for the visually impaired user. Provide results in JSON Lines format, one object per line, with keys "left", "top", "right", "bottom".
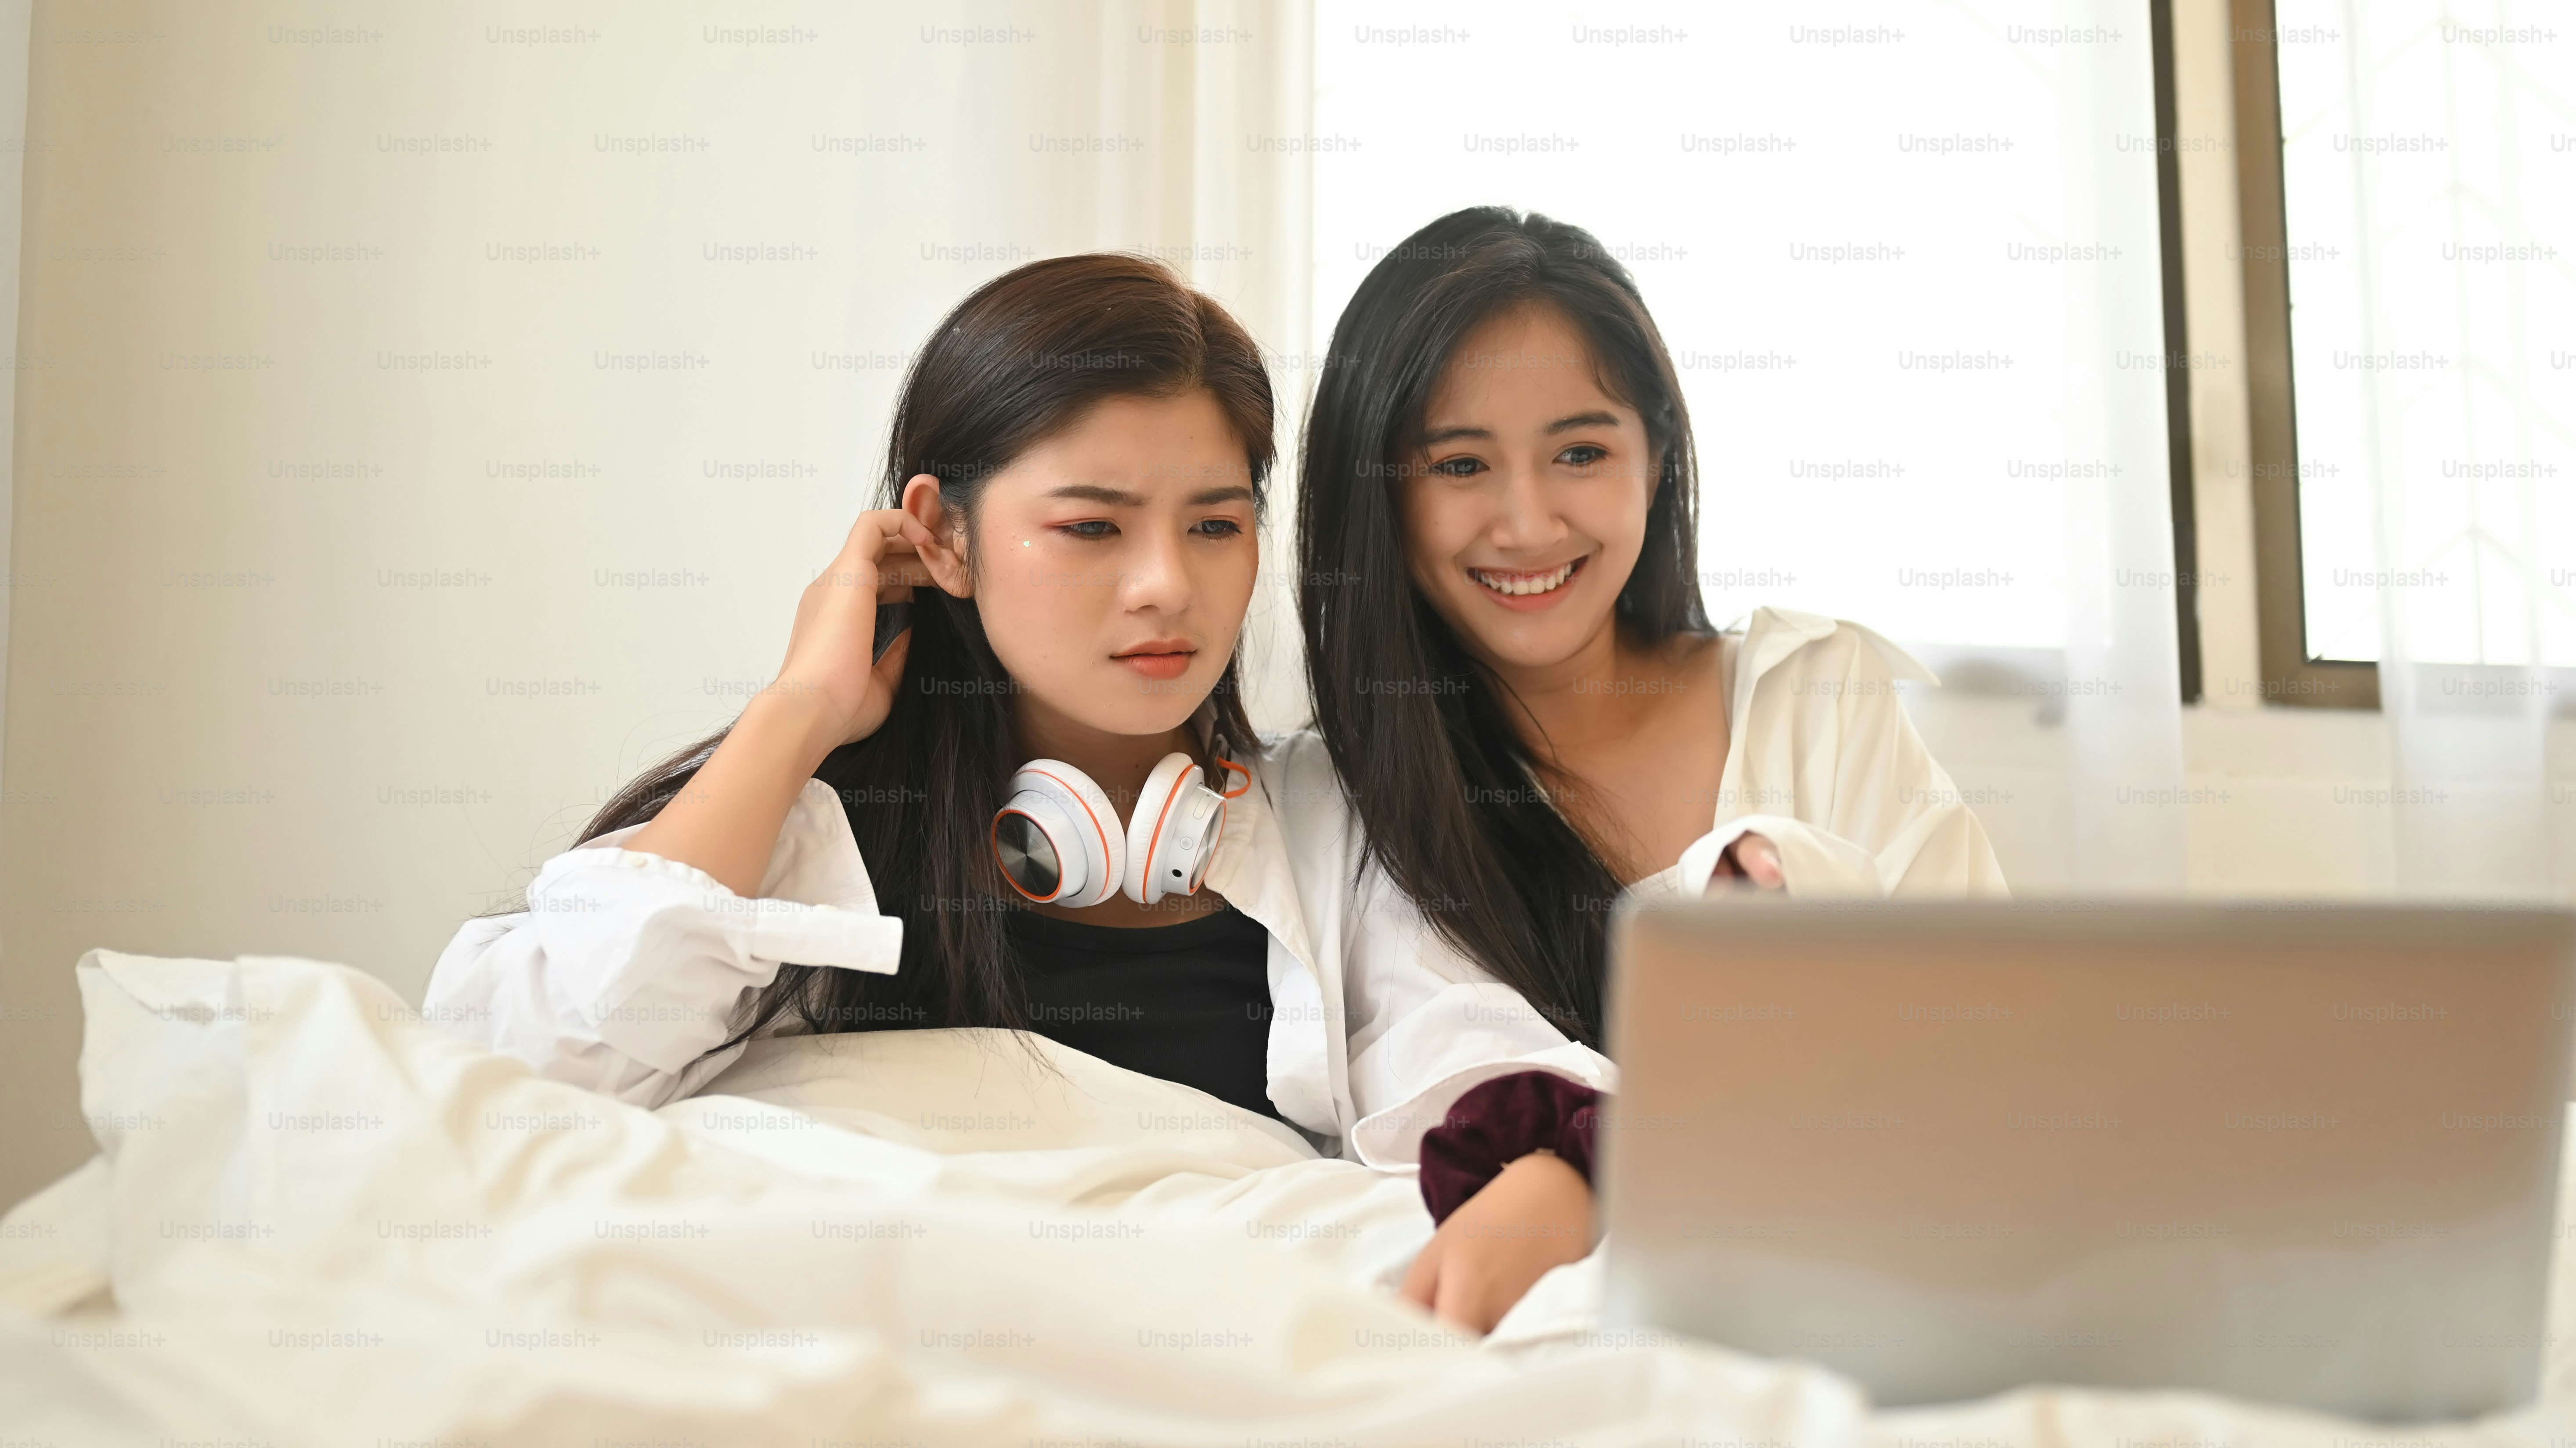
{"left": 427, "top": 255, "right": 1358, "bottom": 1133}
{"left": 1275, "top": 208, "right": 2012, "bottom": 1331}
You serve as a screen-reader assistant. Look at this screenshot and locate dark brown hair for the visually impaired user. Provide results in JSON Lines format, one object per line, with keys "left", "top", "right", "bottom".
{"left": 1297, "top": 207, "right": 1707, "bottom": 1048}
{"left": 580, "top": 253, "right": 1274, "bottom": 1043}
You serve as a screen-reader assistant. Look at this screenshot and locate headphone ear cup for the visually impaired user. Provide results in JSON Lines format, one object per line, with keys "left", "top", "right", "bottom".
{"left": 1123, "top": 753, "right": 1222, "bottom": 906}
{"left": 1001, "top": 762, "right": 1123, "bottom": 908}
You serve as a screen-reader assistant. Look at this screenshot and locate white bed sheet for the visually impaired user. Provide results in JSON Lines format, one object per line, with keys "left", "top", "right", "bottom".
{"left": 1, "top": 947, "right": 2571, "bottom": 1448}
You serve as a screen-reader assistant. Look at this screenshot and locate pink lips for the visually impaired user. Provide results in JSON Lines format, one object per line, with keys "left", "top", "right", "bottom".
{"left": 1115, "top": 641, "right": 1195, "bottom": 681}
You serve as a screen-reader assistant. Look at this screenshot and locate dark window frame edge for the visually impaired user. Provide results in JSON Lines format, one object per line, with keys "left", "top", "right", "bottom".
{"left": 2150, "top": 0, "right": 2204, "bottom": 705}
{"left": 2230, "top": 0, "right": 2378, "bottom": 709}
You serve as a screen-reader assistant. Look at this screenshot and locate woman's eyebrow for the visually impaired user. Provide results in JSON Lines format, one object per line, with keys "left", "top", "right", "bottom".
{"left": 1419, "top": 424, "right": 1491, "bottom": 446}
{"left": 1419, "top": 412, "right": 1616, "bottom": 447}
{"left": 1187, "top": 485, "right": 1256, "bottom": 505}
{"left": 1046, "top": 483, "right": 1146, "bottom": 505}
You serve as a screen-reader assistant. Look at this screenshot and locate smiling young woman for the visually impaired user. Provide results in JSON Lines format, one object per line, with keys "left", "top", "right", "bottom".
{"left": 1393, "top": 300, "right": 1743, "bottom": 887}
{"left": 1284, "top": 207, "right": 2010, "bottom": 1331}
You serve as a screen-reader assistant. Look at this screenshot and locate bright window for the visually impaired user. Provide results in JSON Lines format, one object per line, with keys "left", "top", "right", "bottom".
{"left": 1313, "top": 1, "right": 2172, "bottom": 652}
{"left": 2274, "top": 1, "right": 2576, "bottom": 666}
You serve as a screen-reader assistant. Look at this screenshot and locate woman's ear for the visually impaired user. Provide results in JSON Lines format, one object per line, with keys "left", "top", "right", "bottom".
{"left": 900, "top": 473, "right": 973, "bottom": 598}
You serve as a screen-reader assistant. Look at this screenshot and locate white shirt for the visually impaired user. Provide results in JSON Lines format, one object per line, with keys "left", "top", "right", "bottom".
{"left": 422, "top": 606, "right": 2008, "bottom": 1166}
{"left": 1295, "top": 607, "right": 2012, "bottom": 1167}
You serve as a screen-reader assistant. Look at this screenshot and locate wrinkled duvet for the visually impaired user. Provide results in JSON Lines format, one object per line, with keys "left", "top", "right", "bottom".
{"left": 4, "top": 948, "right": 2575, "bottom": 1447}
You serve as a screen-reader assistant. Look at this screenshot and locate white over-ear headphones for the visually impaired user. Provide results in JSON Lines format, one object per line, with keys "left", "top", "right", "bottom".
{"left": 992, "top": 752, "right": 1251, "bottom": 908}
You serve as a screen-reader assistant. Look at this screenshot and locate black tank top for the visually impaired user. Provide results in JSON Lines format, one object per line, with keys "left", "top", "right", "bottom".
{"left": 1002, "top": 904, "right": 1279, "bottom": 1121}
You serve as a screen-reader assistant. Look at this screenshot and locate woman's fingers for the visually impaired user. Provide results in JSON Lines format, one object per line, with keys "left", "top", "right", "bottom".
{"left": 1711, "top": 832, "right": 1786, "bottom": 891}
{"left": 1403, "top": 1232, "right": 1511, "bottom": 1334}
{"left": 868, "top": 625, "right": 912, "bottom": 694}
{"left": 804, "top": 513, "right": 929, "bottom": 615}
{"left": 1436, "top": 1264, "right": 1502, "bottom": 1335}
{"left": 1399, "top": 1234, "right": 1443, "bottom": 1310}
{"left": 871, "top": 548, "right": 936, "bottom": 593}
{"left": 1401, "top": 1155, "right": 1594, "bottom": 1336}
{"left": 1403, "top": 1231, "right": 1480, "bottom": 1332}
{"left": 1736, "top": 833, "right": 1785, "bottom": 889}
{"left": 768, "top": 510, "right": 941, "bottom": 749}
{"left": 848, "top": 511, "right": 938, "bottom": 591}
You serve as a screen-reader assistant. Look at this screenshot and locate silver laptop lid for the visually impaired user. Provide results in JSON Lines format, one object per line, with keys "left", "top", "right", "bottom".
{"left": 1600, "top": 900, "right": 2576, "bottom": 1421}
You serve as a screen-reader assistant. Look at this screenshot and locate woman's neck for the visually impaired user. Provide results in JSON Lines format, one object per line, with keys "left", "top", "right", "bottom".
{"left": 1477, "top": 619, "right": 1732, "bottom": 883}
{"left": 1479, "top": 616, "right": 1658, "bottom": 762}
{"left": 1010, "top": 698, "right": 1203, "bottom": 815}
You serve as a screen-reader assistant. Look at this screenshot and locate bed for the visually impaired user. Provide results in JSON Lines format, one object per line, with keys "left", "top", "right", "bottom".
{"left": 4, "top": 947, "right": 2572, "bottom": 1446}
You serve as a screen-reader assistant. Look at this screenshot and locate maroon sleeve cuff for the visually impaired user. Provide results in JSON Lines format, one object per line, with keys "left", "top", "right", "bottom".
{"left": 1417, "top": 1070, "right": 1604, "bottom": 1225}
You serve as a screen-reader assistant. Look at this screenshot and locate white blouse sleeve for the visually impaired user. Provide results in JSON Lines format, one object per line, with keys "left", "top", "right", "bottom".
{"left": 1324, "top": 612, "right": 2008, "bottom": 1171}
{"left": 1313, "top": 789, "right": 1618, "bottom": 1173}
{"left": 1341, "top": 957, "right": 1615, "bottom": 1170}
{"left": 419, "top": 778, "right": 902, "bottom": 1108}
{"left": 1664, "top": 612, "right": 2011, "bottom": 901}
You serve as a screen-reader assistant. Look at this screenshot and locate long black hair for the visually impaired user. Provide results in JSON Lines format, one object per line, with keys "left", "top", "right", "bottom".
{"left": 1297, "top": 207, "right": 1707, "bottom": 1048}
{"left": 579, "top": 253, "right": 1275, "bottom": 1041}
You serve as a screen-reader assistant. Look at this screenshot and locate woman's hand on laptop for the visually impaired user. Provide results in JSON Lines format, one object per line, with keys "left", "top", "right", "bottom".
{"left": 1710, "top": 832, "right": 1784, "bottom": 890}
{"left": 1400, "top": 1150, "right": 1593, "bottom": 1335}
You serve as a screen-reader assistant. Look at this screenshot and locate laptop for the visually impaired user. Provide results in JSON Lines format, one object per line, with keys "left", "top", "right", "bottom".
{"left": 1598, "top": 899, "right": 2576, "bottom": 1422}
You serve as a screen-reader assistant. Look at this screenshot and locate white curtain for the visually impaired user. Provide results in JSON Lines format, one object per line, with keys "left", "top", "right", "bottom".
{"left": 0, "top": 0, "right": 1315, "bottom": 1207}
{"left": 919, "top": 0, "right": 1316, "bottom": 726}
{"left": 2056, "top": 5, "right": 2194, "bottom": 893}
{"left": 2277, "top": 0, "right": 2572, "bottom": 899}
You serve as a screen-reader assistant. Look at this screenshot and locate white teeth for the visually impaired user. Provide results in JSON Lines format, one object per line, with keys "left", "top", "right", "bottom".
{"left": 1469, "top": 561, "right": 1578, "bottom": 597}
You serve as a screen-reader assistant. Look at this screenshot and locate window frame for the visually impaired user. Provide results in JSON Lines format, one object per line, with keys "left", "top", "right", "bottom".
{"left": 2150, "top": 0, "right": 2205, "bottom": 705}
{"left": 2226, "top": 0, "right": 2380, "bottom": 709}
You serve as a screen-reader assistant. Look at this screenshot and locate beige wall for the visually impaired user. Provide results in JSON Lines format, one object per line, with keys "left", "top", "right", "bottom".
{"left": 0, "top": 0, "right": 1309, "bottom": 1206}
{"left": 1908, "top": 696, "right": 2576, "bottom": 900}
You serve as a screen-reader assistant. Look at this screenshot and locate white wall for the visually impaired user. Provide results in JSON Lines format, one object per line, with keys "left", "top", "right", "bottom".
{"left": 0, "top": 0, "right": 1309, "bottom": 1207}
{"left": 1907, "top": 693, "right": 2576, "bottom": 900}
